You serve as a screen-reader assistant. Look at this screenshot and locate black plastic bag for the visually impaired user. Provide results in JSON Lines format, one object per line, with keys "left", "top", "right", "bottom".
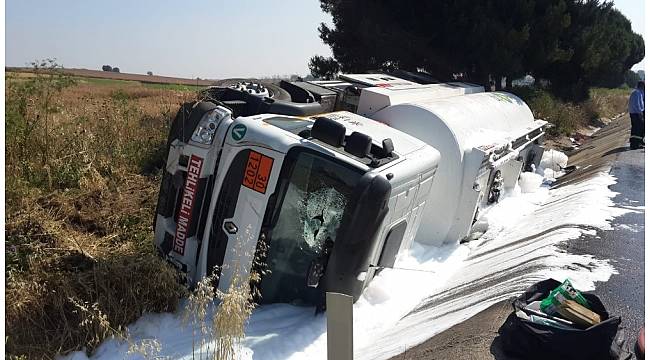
{"left": 499, "top": 279, "right": 624, "bottom": 360}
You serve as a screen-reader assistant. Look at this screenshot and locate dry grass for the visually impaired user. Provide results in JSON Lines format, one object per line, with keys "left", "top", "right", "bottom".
{"left": 182, "top": 269, "right": 255, "bottom": 360}
{"left": 5, "top": 63, "right": 197, "bottom": 359}
{"left": 512, "top": 85, "right": 630, "bottom": 136}
{"left": 5, "top": 196, "right": 186, "bottom": 358}
{"left": 212, "top": 272, "right": 255, "bottom": 360}
{"left": 587, "top": 87, "right": 630, "bottom": 120}
{"left": 6, "top": 62, "right": 261, "bottom": 359}
{"left": 182, "top": 231, "right": 259, "bottom": 359}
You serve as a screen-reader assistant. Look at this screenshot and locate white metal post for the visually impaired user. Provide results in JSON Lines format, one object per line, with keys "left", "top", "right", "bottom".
{"left": 327, "top": 292, "right": 354, "bottom": 360}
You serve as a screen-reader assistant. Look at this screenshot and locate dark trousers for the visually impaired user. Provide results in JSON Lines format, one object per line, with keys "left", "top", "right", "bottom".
{"left": 630, "top": 113, "right": 645, "bottom": 149}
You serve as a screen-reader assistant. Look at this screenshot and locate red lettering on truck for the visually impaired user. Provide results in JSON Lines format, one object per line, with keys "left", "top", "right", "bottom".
{"left": 173, "top": 155, "right": 204, "bottom": 255}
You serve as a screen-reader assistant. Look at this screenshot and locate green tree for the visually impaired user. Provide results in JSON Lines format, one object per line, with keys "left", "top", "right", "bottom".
{"left": 539, "top": 0, "right": 645, "bottom": 99}
{"left": 315, "top": 0, "right": 644, "bottom": 99}
{"left": 623, "top": 69, "right": 640, "bottom": 88}
{"left": 523, "top": 0, "right": 573, "bottom": 82}
{"left": 308, "top": 55, "right": 341, "bottom": 79}
{"left": 316, "top": 0, "right": 570, "bottom": 88}
{"left": 638, "top": 70, "right": 645, "bottom": 80}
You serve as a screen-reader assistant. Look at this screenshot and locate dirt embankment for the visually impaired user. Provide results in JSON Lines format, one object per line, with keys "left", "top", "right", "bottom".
{"left": 6, "top": 66, "right": 219, "bottom": 86}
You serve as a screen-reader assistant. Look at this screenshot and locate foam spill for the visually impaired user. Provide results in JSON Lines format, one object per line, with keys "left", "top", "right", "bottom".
{"left": 540, "top": 149, "right": 568, "bottom": 172}
{"left": 518, "top": 171, "right": 544, "bottom": 193}
{"left": 357, "top": 170, "right": 627, "bottom": 360}
{"left": 60, "top": 162, "right": 629, "bottom": 360}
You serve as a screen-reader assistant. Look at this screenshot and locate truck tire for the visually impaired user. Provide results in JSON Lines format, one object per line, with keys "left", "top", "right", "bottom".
{"left": 222, "top": 100, "right": 247, "bottom": 118}
{"left": 200, "top": 87, "right": 227, "bottom": 103}
{"left": 264, "top": 83, "right": 291, "bottom": 101}
{"left": 214, "top": 78, "right": 292, "bottom": 101}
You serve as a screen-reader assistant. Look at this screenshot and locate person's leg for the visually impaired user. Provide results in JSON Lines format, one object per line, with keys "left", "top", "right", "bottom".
{"left": 630, "top": 113, "right": 642, "bottom": 149}
{"left": 640, "top": 113, "right": 645, "bottom": 147}
{"left": 630, "top": 114, "right": 638, "bottom": 149}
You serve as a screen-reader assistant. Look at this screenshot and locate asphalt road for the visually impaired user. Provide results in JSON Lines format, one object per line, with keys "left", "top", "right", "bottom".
{"left": 390, "top": 116, "right": 645, "bottom": 360}
{"left": 562, "top": 146, "right": 645, "bottom": 337}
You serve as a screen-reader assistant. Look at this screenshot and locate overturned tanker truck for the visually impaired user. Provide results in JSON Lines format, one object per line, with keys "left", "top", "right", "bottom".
{"left": 153, "top": 73, "right": 548, "bottom": 306}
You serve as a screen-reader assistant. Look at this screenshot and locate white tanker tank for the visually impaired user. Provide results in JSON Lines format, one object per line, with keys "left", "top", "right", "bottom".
{"left": 359, "top": 87, "right": 547, "bottom": 246}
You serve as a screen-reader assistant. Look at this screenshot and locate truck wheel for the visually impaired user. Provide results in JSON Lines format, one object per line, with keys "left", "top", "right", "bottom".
{"left": 200, "top": 87, "right": 227, "bottom": 103}
{"left": 222, "top": 100, "right": 247, "bottom": 118}
{"left": 264, "top": 83, "right": 291, "bottom": 101}
{"left": 216, "top": 79, "right": 292, "bottom": 100}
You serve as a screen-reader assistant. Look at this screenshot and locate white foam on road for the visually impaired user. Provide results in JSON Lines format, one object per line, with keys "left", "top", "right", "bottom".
{"left": 60, "top": 156, "right": 630, "bottom": 360}
{"left": 614, "top": 223, "right": 644, "bottom": 233}
{"left": 359, "top": 170, "right": 627, "bottom": 359}
{"left": 518, "top": 172, "right": 544, "bottom": 193}
{"left": 540, "top": 149, "right": 569, "bottom": 172}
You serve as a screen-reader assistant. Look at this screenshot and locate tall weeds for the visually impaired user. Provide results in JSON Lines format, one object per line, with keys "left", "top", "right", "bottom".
{"left": 5, "top": 62, "right": 195, "bottom": 359}
{"left": 7, "top": 62, "right": 258, "bottom": 360}
{"left": 183, "top": 241, "right": 258, "bottom": 359}
{"left": 6, "top": 60, "right": 76, "bottom": 189}
{"left": 6, "top": 60, "right": 182, "bottom": 193}
{"left": 511, "top": 85, "right": 630, "bottom": 136}
{"left": 181, "top": 271, "right": 255, "bottom": 359}
{"left": 213, "top": 271, "right": 255, "bottom": 360}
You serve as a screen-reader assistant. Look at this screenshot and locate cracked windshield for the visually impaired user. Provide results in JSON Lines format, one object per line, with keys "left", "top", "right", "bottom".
{"left": 260, "top": 151, "right": 362, "bottom": 304}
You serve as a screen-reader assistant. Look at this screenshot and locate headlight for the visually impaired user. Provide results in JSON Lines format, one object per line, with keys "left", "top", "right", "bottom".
{"left": 191, "top": 106, "right": 231, "bottom": 145}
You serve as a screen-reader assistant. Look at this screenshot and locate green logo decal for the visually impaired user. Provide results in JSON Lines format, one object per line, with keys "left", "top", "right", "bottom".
{"left": 231, "top": 124, "right": 247, "bottom": 141}
{"left": 489, "top": 92, "right": 514, "bottom": 103}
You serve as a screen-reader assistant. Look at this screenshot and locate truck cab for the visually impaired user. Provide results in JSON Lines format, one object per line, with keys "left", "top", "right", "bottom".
{"left": 154, "top": 103, "right": 439, "bottom": 304}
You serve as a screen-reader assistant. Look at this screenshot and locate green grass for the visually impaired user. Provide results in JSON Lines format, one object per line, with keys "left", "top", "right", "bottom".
{"left": 7, "top": 71, "right": 206, "bottom": 92}
{"left": 74, "top": 76, "right": 206, "bottom": 92}
{"left": 142, "top": 82, "right": 206, "bottom": 91}
{"left": 72, "top": 76, "right": 140, "bottom": 86}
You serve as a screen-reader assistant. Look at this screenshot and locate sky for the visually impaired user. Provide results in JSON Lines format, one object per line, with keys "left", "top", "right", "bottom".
{"left": 5, "top": 0, "right": 646, "bottom": 79}
{"left": 5, "top": 0, "right": 334, "bottom": 78}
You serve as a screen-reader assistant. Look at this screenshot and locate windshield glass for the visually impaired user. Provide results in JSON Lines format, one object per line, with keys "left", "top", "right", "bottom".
{"left": 259, "top": 149, "right": 363, "bottom": 304}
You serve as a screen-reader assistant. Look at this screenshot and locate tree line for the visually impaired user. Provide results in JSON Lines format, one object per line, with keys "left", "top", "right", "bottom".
{"left": 102, "top": 64, "right": 120, "bottom": 73}
{"left": 309, "top": 0, "right": 644, "bottom": 101}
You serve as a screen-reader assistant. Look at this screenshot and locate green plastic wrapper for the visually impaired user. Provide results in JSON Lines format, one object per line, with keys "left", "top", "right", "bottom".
{"left": 540, "top": 279, "right": 590, "bottom": 315}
